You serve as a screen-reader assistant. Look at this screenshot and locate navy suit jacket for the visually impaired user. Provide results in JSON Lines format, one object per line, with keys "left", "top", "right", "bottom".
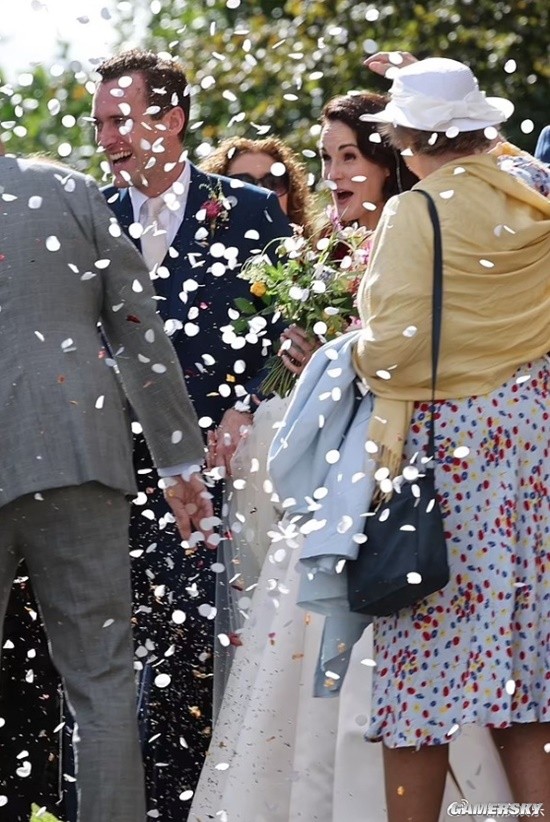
{"left": 104, "top": 163, "right": 291, "bottom": 426}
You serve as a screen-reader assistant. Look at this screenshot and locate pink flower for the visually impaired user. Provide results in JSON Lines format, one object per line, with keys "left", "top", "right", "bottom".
{"left": 202, "top": 199, "right": 223, "bottom": 220}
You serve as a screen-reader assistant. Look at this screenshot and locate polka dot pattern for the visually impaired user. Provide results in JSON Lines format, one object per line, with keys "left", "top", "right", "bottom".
{"left": 367, "top": 357, "right": 550, "bottom": 748}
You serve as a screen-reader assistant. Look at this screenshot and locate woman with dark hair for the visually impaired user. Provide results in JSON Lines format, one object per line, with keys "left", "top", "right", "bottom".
{"left": 319, "top": 91, "right": 417, "bottom": 229}
{"left": 278, "top": 91, "right": 418, "bottom": 375}
{"left": 191, "top": 94, "right": 418, "bottom": 822}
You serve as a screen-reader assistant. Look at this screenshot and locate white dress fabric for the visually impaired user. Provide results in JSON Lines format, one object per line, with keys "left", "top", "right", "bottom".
{"left": 191, "top": 396, "right": 512, "bottom": 821}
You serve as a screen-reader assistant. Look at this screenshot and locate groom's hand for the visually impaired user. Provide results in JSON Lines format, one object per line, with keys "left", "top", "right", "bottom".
{"left": 163, "top": 472, "right": 215, "bottom": 545}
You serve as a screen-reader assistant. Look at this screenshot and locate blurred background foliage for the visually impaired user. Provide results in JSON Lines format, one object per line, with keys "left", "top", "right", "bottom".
{"left": 0, "top": 0, "right": 548, "bottom": 184}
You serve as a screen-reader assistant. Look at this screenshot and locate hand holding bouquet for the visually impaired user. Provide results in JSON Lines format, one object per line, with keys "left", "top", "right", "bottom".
{"left": 234, "top": 220, "right": 372, "bottom": 397}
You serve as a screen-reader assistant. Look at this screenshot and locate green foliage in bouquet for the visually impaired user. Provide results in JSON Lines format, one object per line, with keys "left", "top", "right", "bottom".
{"left": 233, "top": 222, "right": 372, "bottom": 397}
{"left": 31, "top": 805, "right": 61, "bottom": 822}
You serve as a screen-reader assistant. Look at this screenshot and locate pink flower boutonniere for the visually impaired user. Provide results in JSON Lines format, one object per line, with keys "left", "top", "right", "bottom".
{"left": 195, "top": 182, "right": 232, "bottom": 243}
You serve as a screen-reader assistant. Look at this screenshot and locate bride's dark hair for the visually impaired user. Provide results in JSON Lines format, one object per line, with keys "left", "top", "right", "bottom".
{"left": 321, "top": 91, "right": 418, "bottom": 198}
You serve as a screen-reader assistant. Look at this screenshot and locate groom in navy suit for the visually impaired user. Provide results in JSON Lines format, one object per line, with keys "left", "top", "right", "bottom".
{"left": 91, "top": 49, "right": 291, "bottom": 819}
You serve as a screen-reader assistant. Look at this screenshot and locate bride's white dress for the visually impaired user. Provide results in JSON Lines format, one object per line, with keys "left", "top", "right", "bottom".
{"left": 190, "top": 397, "right": 512, "bottom": 822}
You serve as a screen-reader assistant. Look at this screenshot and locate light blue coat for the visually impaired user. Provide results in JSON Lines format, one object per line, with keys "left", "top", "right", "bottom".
{"left": 268, "top": 331, "right": 375, "bottom": 694}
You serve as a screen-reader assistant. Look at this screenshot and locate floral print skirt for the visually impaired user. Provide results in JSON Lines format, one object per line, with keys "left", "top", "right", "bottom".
{"left": 367, "top": 357, "right": 550, "bottom": 748}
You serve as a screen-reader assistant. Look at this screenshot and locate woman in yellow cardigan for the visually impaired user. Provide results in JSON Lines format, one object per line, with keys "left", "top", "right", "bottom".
{"left": 354, "top": 58, "right": 550, "bottom": 821}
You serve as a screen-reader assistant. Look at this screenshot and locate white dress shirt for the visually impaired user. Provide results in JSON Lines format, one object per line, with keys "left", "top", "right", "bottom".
{"left": 129, "top": 165, "right": 199, "bottom": 479}
{"left": 129, "top": 162, "right": 191, "bottom": 246}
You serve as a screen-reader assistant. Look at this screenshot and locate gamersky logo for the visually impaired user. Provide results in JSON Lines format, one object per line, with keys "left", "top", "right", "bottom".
{"left": 447, "top": 801, "right": 545, "bottom": 817}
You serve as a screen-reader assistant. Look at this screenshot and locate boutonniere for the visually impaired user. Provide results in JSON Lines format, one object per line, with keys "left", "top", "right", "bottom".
{"left": 195, "top": 181, "right": 232, "bottom": 243}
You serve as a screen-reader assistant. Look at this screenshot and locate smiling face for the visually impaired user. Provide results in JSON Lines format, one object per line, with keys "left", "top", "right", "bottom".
{"left": 91, "top": 71, "right": 185, "bottom": 195}
{"left": 320, "top": 120, "right": 389, "bottom": 228}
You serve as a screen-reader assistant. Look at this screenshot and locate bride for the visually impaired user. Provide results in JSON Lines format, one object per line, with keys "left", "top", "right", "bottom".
{"left": 190, "top": 91, "right": 423, "bottom": 822}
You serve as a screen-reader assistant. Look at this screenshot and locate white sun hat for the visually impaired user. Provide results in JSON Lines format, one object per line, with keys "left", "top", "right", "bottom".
{"left": 361, "top": 57, "right": 514, "bottom": 133}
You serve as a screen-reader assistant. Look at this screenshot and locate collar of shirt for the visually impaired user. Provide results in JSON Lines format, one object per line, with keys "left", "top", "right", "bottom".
{"left": 129, "top": 162, "right": 191, "bottom": 247}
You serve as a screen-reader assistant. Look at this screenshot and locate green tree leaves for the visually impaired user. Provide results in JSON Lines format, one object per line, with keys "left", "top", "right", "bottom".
{"left": 1, "top": 0, "right": 547, "bottom": 176}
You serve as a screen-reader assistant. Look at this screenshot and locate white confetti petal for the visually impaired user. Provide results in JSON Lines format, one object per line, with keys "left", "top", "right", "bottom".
{"left": 16, "top": 761, "right": 32, "bottom": 778}
{"left": 198, "top": 603, "right": 217, "bottom": 619}
{"left": 402, "top": 465, "right": 419, "bottom": 481}
{"left": 46, "top": 235, "right": 61, "bottom": 251}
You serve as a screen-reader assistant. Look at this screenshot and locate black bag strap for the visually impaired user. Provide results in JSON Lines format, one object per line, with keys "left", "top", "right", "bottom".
{"left": 415, "top": 189, "right": 443, "bottom": 463}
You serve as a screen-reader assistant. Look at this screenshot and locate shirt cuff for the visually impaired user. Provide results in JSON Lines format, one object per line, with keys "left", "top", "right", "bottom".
{"left": 157, "top": 462, "right": 202, "bottom": 481}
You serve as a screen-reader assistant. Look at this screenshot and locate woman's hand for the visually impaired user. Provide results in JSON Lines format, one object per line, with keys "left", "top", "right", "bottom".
{"left": 163, "top": 472, "right": 215, "bottom": 546}
{"left": 279, "top": 325, "right": 320, "bottom": 376}
{"left": 363, "top": 51, "right": 417, "bottom": 78}
{"left": 206, "top": 409, "right": 253, "bottom": 478}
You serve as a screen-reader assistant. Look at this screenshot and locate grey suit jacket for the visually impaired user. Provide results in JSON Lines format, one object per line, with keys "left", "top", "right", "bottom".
{"left": 0, "top": 157, "right": 204, "bottom": 508}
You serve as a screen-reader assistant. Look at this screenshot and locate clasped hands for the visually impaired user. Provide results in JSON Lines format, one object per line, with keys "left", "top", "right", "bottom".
{"left": 206, "top": 407, "right": 253, "bottom": 478}
{"left": 162, "top": 471, "right": 217, "bottom": 547}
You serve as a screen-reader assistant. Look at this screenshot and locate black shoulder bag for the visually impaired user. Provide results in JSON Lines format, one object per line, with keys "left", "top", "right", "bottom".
{"left": 347, "top": 190, "right": 450, "bottom": 617}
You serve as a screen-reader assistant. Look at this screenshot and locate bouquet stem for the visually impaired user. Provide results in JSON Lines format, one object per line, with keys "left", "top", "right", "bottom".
{"left": 259, "top": 356, "right": 297, "bottom": 398}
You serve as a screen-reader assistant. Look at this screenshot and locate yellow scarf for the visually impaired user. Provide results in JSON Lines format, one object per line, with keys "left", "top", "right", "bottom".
{"left": 353, "top": 154, "right": 550, "bottom": 479}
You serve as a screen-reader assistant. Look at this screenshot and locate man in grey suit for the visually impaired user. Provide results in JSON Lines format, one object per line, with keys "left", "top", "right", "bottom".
{"left": 0, "top": 153, "right": 213, "bottom": 822}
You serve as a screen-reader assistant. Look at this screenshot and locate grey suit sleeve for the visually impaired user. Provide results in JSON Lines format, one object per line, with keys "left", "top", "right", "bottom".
{"left": 84, "top": 176, "right": 205, "bottom": 469}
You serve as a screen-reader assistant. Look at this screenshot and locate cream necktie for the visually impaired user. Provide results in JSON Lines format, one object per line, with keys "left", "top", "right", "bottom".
{"left": 140, "top": 196, "right": 168, "bottom": 271}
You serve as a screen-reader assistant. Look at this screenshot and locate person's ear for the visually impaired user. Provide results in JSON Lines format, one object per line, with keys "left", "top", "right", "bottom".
{"left": 163, "top": 106, "right": 186, "bottom": 138}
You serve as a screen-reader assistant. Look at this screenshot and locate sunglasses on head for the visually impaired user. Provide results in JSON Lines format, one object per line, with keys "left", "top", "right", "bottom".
{"left": 229, "top": 171, "right": 289, "bottom": 196}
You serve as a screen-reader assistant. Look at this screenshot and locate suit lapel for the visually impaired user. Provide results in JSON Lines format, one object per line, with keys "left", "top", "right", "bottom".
{"left": 106, "top": 168, "right": 223, "bottom": 323}
{"left": 163, "top": 165, "right": 218, "bottom": 319}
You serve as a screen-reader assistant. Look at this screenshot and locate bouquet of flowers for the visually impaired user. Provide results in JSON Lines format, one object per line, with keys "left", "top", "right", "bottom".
{"left": 233, "top": 219, "right": 372, "bottom": 397}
